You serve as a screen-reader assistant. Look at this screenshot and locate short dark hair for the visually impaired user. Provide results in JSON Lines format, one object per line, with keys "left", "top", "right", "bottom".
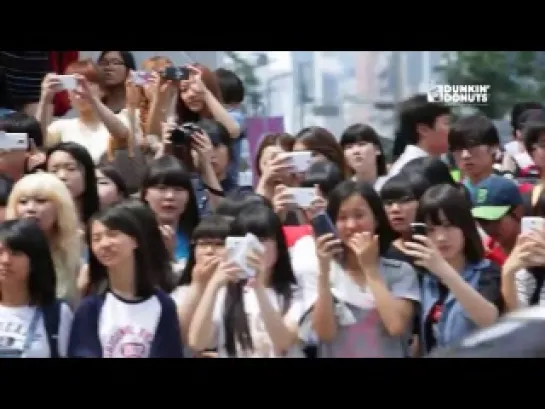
{"left": 340, "top": 123, "right": 387, "bottom": 176}
{"left": 215, "top": 68, "right": 245, "bottom": 105}
{"left": 397, "top": 94, "right": 450, "bottom": 146}
{"left": 0, "top": 111, "right": 43, "bottom": 148}
{"left": 511, "top": 102, "right": 544, "bottom": 133}
{"left": 301, "top": 161, "right": 344, "bottom": 197}
{"left": 448, "top": 114, "right": 500, "bottom": 151}
{"left": 0, "top": 174, "right": 14, "bottom": 207}
{"left": 523, "top": 121, "right": 545, "bottom": 153}
{"left": 327, "top": 180, "right": 395, "bottom": 256}
{"left": 417, "top": 184, "right": 484, "bottom": 263}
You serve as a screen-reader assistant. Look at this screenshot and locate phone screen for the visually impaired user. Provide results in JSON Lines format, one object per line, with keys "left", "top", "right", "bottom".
{"left": 410, "top": 223, "right": 428, "bottom": 240}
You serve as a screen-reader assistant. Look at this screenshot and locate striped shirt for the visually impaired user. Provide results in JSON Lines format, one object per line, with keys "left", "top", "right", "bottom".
{"left": 515, "top": 269, "right": 545, "bottom": 307}
{"left": 0, "top": 51, "right": 49, "bottom": 108}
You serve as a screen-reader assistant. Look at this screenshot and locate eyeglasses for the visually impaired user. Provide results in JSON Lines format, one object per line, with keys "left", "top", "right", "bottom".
{"left": 193, "top": 239, "right": 225, "bottom": 248}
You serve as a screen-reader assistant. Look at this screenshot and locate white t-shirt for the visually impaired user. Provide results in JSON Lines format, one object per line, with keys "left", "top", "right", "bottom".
{"left": 375, "top": 144, "right": 429, "bottom": 191}
{"left": 210, "top": 285, "right": 305, "bottom": 358}
{"left": 47, "top": 113, "right": 131, "bottom": 164}
{"left": 99, "top": 292, "right": 161, "bottom": 358}
{"left": 171, "top": 285, "right": 198, "bottom": 358}
{"left": 0, "top": 304, "right": 73, "bottom": 358}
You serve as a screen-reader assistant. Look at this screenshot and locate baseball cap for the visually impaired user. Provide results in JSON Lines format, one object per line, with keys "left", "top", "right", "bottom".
{"left": 469, "top": 175, "right": 522, "bottom": 221}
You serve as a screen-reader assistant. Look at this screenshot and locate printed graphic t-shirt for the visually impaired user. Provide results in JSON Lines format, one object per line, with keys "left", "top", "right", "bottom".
{"left": 0, "top": 304, "right": 73, "bottom": 358}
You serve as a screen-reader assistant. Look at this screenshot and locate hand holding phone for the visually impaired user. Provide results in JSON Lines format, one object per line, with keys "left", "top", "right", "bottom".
{"left": 279, "top": 151, "right": 313, "bottom": 173}
{"left": 56, "top": 75, "right": 77, "bottom": 91}
{"left": 0, "top": 132, "right": 28, "bottom": 151}
{"left": 409, "top": 223, "right": 428, "bottom": 242}
{"left": 161, "top": 66, "right": 190, "bottom": 81}
{"left": 225, "top": 233, "right": 264, "bottom": 279}
{"left": 285, "top": 187, "right": 315, "bottom": 208}
{"left": 130, "top": 71, "right": 153, "bottom": 86}
{"left": 311, "top": 212, "right": 344, "bottom": 265}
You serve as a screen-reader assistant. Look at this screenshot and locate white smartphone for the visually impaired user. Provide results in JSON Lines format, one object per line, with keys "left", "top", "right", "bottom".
{"left": 521, "top": 217, "right": 545, "bottom": 233}
{"left": 285, "top": 187, "right": 315, "bottom": 208}
{"left": 0, "top": 132, "right": 28, "bottom": 151}
{"left": 131, "top": 71, "right": 153, "bottom": 86}
{"left": 280, "top": 151, "right": 313, "bottom": 172}
{"left": 56, "top": 75, "right": 77, "bottom": 91}
{"left": 225, "top": 234, "right": 264, "bottom": 279}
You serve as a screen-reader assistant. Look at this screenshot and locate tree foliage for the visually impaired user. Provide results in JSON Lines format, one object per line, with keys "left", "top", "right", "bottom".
{"left": 224, "top": 51, "right": 263, "bottom": 115}
{"left": 436, "top": 52, "right": 545, "bottom": 119}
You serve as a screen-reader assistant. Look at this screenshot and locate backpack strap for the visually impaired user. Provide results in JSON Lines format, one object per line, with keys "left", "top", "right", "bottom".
{"left": 42, "top": 300, "right": 63, "bottom": 358}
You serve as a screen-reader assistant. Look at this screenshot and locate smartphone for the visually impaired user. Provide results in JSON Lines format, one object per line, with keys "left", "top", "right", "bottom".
{"left": 310, "top": 212, "right": 338, "bottom": 238}
{"left": 56, "top": 75, "right": 77, "bottom": 91}
{"left": 279, "top": 151, "right": 313, "bottom": 173}
{"left": 161, "top": 66, "right": 190, "bottom": 81}
{"left": 131, "top": 71, "right": 153, "bottom": 86}
{"left": 285, "top": 187, "right": 315, "bottom": 208}
{"left": 410, "top": 223, "right": 428, "bottom": 240}
{"left": 0, "top": 132, "right": 28, "bottom": 151}
{"left": 225, "top": 234, "right": 263, "bottom": 279}
{"left": 521, "top": 217, "right": 545, "bottom": 233}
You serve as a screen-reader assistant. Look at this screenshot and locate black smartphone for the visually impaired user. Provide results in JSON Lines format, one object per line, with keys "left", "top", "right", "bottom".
{"left": 410, "top": 223, "right": 428, "bottom": 241}
{"left": 310, "top": 212, "right": 338, "bottom": 238}
{"left": 161, "top": 66, "right": 190, "bottom": 81}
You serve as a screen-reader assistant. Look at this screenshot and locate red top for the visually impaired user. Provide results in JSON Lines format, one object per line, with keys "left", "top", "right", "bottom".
{"left": 282, "top": 225, "right": 312, "bottom": 248}
{"left": 484, "top": 237, "right": 507, "bottom": 266}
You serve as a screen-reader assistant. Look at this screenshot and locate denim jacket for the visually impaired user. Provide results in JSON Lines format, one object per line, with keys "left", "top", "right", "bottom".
{"left": 420, "top": 259, "right": 492, "bottom": 352}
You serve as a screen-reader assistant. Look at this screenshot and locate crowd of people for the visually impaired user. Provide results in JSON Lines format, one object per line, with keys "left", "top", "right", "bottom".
{"left": 0, "top": 50, "right": 544, "bottom": 358}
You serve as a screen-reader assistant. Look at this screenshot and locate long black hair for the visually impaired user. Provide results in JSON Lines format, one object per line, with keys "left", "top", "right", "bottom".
{"left": 140, "top": 155, "right": 200, "bottom": 237}
{"left": 87, "top": 204, "right": 156, "bottom": 298}
{"left": 177, "top": 215, "right": 232, "bottom": 286}
{"left": 115, "top": 199, "right": 175, "bottom": 292}
{"left": 223, "top": 204, "right": 297, "bottom": 357}
{"left": 46, "top": 141, "right": 100, "bottom": 225}
{"left": 0, "top": 219, "right": 56, "bottom": 306}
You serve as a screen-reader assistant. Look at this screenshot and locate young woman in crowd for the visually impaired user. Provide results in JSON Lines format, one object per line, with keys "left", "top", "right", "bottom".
{"left": 96, "top": 164, "right": 129, "bottom": 210}
{"left": 150, "top": 63, "right": 240, "bottom": 148}
{"left": 293, "top": 126, "right": 348, "bottom": 177}
{"left": 45, "top": 142, "right": 100, "bottom": 227}
{"left": 0, "top": 219, "right": 73, "bottom": 358}
{"left": 172, "top": 215, "right": 231, "bottom": 355}
{"left": 161, "top": 118, "right": 235, "bottom": 216}
{"left": 68, "top": 204, "right": 183, "bottom": 358}
{"left": 36, "top": 60, "right": 131, "bottom": 164}
{"left": 141, "top": 155, "right": 200, "bottom": 267}
{"left": 303, "top": 181, "right": 419, "bottom": 357}
{"left": 189, "top": 204, "right": 303, "bottom": 357}
{"left": 254, "top": 132, "right": 295, "bottom": 201}
{"left": 380, "top": 174, "right": 420, "bottom": 253}
{"left": 340, "top": 123, "right": 387, "bottom": 188}
{"left": 96, "top": 51, "right": 136, "bottom": 114}
{"left": 501, "top": 188, "right": 545, "bottom": 309}
{"left": 401, "top": 184, "right": 503, "bottom": 354}
{"left": 6, "top": 173, "right": 82, "bottom": 305}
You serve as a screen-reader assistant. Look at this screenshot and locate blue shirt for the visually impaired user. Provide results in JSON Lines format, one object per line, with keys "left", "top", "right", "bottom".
{"left": 191, "top": 174, "right": 240, "bottom": 217}
{"left": 174, "top": 231, "right": 190, "bottom": 262}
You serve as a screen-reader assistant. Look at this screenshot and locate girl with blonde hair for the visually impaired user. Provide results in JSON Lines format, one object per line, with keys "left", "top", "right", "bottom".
{"left": 6, "top": 173, "right": 82, "bottom": 305}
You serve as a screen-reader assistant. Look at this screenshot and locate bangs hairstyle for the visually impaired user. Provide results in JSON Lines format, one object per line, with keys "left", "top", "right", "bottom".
{"left": 380, "top": 173, "right": 415, "bottom": 203}
{"left": 46, "top": 141, "right": 100, "bottom": 224}
{"left": 300, "top": 161, "right": 343, "bottom": 197}
{"left": 340, "top": 123, "right": 387, "bottom": 176}
{"left": 223, "top": 204, "right": 297, "bottom": 357}
{"left": 141, "top": 155, "right": 199, "bottom": 236}
{"left": 177, "top": 215, "right": 232, "bottom": 286}
{"left": 416, "top": 184, "right": 484, "bottom": 263}
{"left": 87, "top": 204, "right": 156, "bottom": 298}
{"left": 0, "top": 219, "right": 56, "bottom": 306}
{"left": 65, "top": 59, "right": 103, "bottom": 85}
{"left": 327, "top": 180, "right": 395, "bottom": 256}
{"left": 295, "top": 126, "right": 348, "bottom": 177}
{"left": 115, "top": 199, "right": 174, "bottom": 292}
{"left": 5, "top": 173, "right": 80, "bottom": 302}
